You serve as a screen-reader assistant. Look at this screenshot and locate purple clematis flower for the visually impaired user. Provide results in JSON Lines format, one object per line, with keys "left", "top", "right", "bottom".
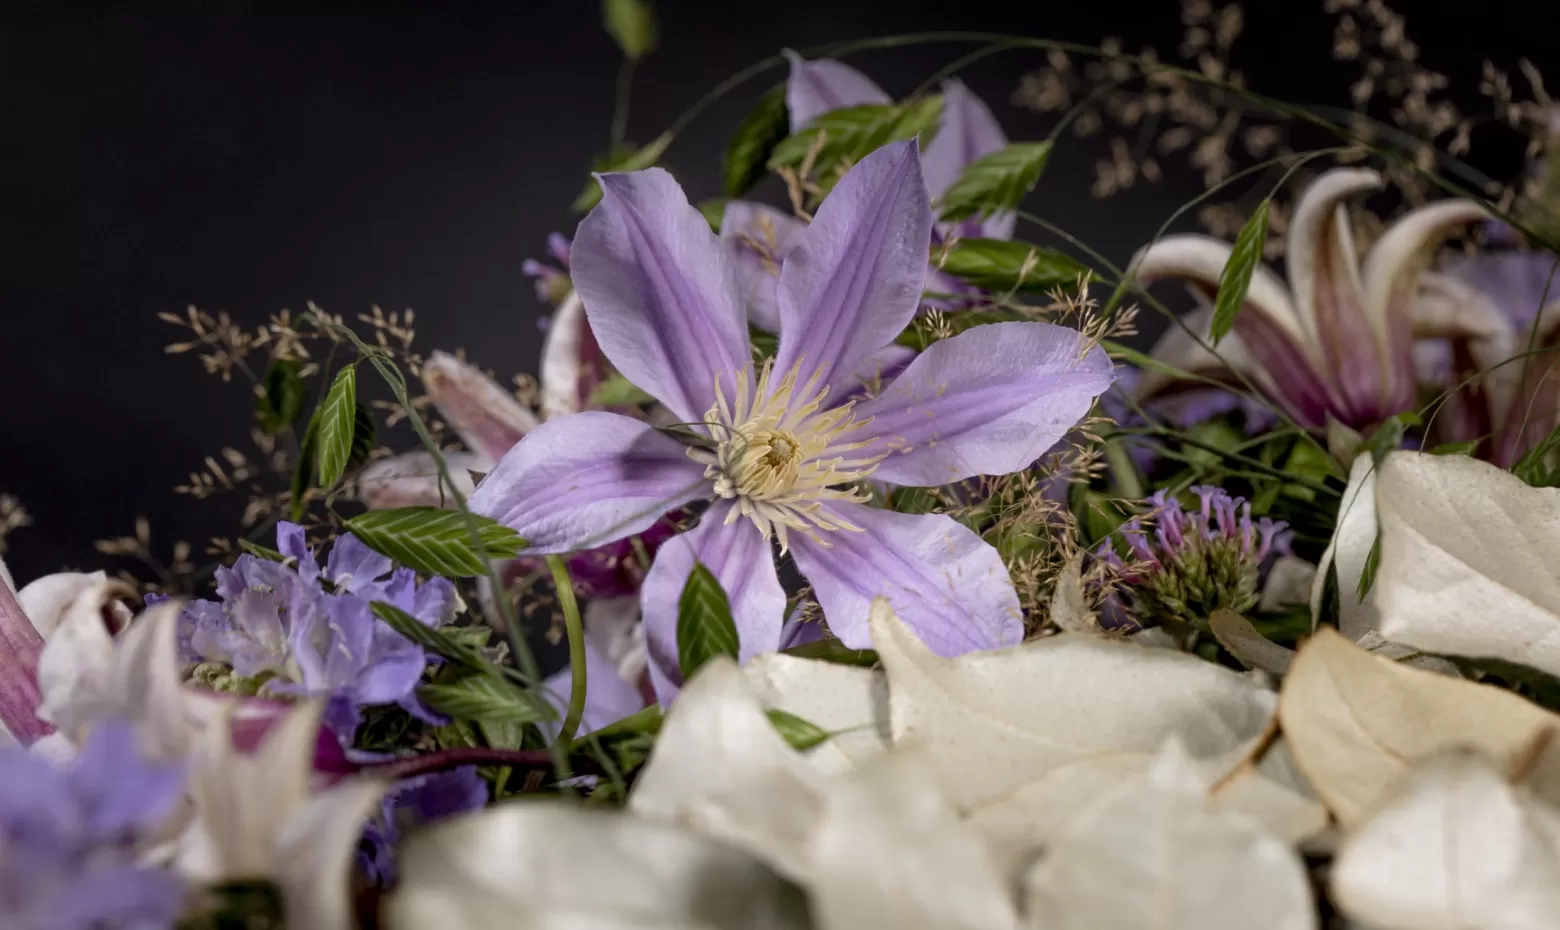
{"left": 0, "top": 718, "right": 188, "bottom": 928}
{"left": 523, "top": 232, "right": 574, "bottom": 306}
{"left": 725, "top": 53, "right": 1014, "bottom": 332}
{"left": 1131, "top": 168, "right": 1495, "bottom": 433}
{"left": 470, "top": 140, "right": 1113, "bottom": 702}
{"left": 179, "top": 523, "right": 454, "bottom": 744}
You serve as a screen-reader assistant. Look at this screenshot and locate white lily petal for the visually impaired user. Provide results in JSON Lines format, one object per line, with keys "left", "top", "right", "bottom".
{"left": 422, "top": 350, "right": 540, "bottom": 462}
{"left": 1286, "top": 167, "right": 1382, "bottom": 347}
{"left": 809, "top": 752, "right": 1018, "bottom": 930}
{"left": 274, "top": 776, "right": 391, "bottom": 930}
{"left": 389, "top": 802, "right": 808, "bottom": 930}
{"left": 1365, "top": 200, "right": 1491, "bottom": 337}
{"left": 1309, "top": 453, "right": 1378, "bottom": 639}
{"left": 1277, "top": 626, "right": 1560, "bottom": 828}
{"left": 742, "top": 652, "right": 890, "bottom": 775}
{"left": 110, "top": 601, "right": 222, "bottom": 761}
{"left": 34, "top": 575, "right": 128, "bottom": 740}
{"left": 16, "top": 570, "right": 123, "bottom": 639}
{"left": 356, "top": 450, "right": 485, "bottom": 510}
{"left": 1133, "top": 233, "right": 1309, "bottom": 348}
{"left": 541, "top": 291, "right": 590, "bottom": 419}
{"left": 1024, "top": 737, "right": 1318, "bottom": 930}
{"left": 585, "top": 595, "right": 648, "bottom": 687}
{"left": 1332, "top": 750, "right": 1560, "bottom": 930}
{"left": 628, "top": 658, "right": 822, "bottom": 880}
{"left": 1375, "top": 450, "right": 1560, "bottom": 677}
{"left": 1412, "top": 271, "right": 1523, "bottom": 444}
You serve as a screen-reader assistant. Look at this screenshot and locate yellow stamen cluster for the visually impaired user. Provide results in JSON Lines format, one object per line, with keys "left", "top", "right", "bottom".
{"left": 692, "top": 360, "right": 884, "bottom": 550}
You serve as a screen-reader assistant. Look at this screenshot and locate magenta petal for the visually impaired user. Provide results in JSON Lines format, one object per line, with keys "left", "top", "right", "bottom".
{"left": 722, "top": 200, "right": 808, "bottom": 333}
{"left": 639, "top": 502, "right": 784, "bottom": 705}
{"left": 853, "top": 321, "right": 1114, "bottom": 486}
{"left": 1230, "top": 308, "right": 1337, "bottom": 427}
{"left": 922, "top": 79, "right": 1012, "bottom": 240}
{"left": 773, "top": 141, "right": 933, "bottom": 396}
{"left": 792, "top": 503, "right": 1023, "bottom": 656}
{"left": 538, "top": 640, "right": 646, "bottom": 739}
{"left": 784, "top": 51, "right": 891, "bottom": 131}
{"left": 0, "top": 579, "right": 51, "bottom": 743}
{"left": 572, "top": 168, "right": 751, "bottom": 426}
{"left": 469, "top": 412, "right": 711, "bottom": 555}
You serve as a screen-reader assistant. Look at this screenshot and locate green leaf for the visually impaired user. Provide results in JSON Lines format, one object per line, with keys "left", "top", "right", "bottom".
{"left": 289, "top": 409, "right": 320, "bottom": 522}
{"left": 935, "top": 238, "right": 1090, "bottom": 293}
{"left": 1512, "top": 420, "right": 1560, "bottom": 487}
{"left": 347, "top": 403, "right": 376, "bottom": 472}
{"left": 420, "top": 675, "right": 547, "bottom": 726}
{"left": 369, "top": 602, "right": 495, "bottom": 675}
{"left": 1356, "top": 534, "right": 1382, "bottom": 601}
{"left": 347, "top": 508, "right": 526, "bottom": 577}
{"left": 938, "top": 141, "right": 1053, "bottom": 223}
{"left": 602, "top": 0, "right": 657, "bottom": 58}
{"left": 588, "top": 374, "right": 655, "bottom": 407}
{"left": 765, "top": 708, "right": 830, "bottom": 751}
{"left": 441, "top": 624, "right": 494, "bottom": 652}
{"left": 779, "top": 639, "right": 879, "bottom": 668}
{"left": 314, "top": 365, "right": 357, "bottom": 488}
{"left": 896, "top": 308, "right": 1030, "bottom": 350}
{"left": 696, "top": 197, "right": 729, "bottom": 233}
{"left": 724, "top": 84, "right": 789, "bottom": 197}
{"left": 887, "top": 486, "right": 944, "bottom": 515}
{"left": 1210, "top": 202, "right": 1269, "bottom": 346}
{"left": 257, "top": 358, "right": 306, "bottom": 434}
{"left": 237, "top": 539, "right": 287, "bottom": 562}
{"left": 1363, "top": 412, "right": 1420, "bottom": 468}
{"left": 676, "top": 562, "right": 740, "bottom": 679}
{"left": 1101, "top": 339, "right": 1196, "bottom": 381}
{"left": 1428, "top": 440, "right": 1479, "bottom": 456}
{"left": 767, "top": 97, "right": 943, "bottom": 192}
{"left": 749, "top": 324, "right": 779, "bottom": 363}
{"left": 573, "top": 132, "right": 673, "bottom": 212}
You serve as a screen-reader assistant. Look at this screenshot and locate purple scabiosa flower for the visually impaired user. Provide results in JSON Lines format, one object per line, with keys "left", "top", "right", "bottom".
{"left": 1097, "top": 486, "right": 1290, "bottom": 629}
{"left": 469, "top": 140, "right": 1114, "bottom": 703}
{"left": 1132, "top": 168, "right": 1493, "bottom": 433}
{"left": 0, "top": 718, "right": 187, "bottom": 929}
{"left": 523, "top": 232, "right": 574, "bottom": 306}
{"left": 358, "top": 766, "right": 488, "bottom": 887}
{"left": 179, "top": 523, "right": 454, "bottom": 745}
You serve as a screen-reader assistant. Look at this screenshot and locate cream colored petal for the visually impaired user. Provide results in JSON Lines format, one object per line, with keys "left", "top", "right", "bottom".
{"left": 1047, "top": 553, "right": 1097, "bottom": 633}
{"left": 1286, "top": 168, "right": 1382, "bottom": 346}
{"left": 809, "top": 752, "right": 1018, "bottom": 930}
{"left": 541, "top": 291, "right": 589, "bottom": 419}
{"left": 390, "top": 802, "right": 808, "bottom": 930}
{"left": 355, "top": 450, "right": 485, "bottom": 509}
{"left": 108, "top": 601, "right": 222, "bottom": 762}
{"left": 1332, "top": 750, "right": 1560, "bottom": 930}
{"left": 34, "top": 576, "right": 126, "bottom": 739}
{"left": 1374, "top": 450, "right": 1560, "bottom": 676}
{"left": 1366, "top": 200, "right": 1491, "bottom": 337}
{"left": 1412, "top": 271, "right": 1522, "bottom": 440}
{"left": 1024, "top": 737, "right": 1317, "bottom": 930}
{"left": 17, "top": 571, "right": 123, "bottom": 639}
{"left": 274, "top": 776, "right": 391, "bottom": 930}
{"left": 628, "top": 658, "right": 822, "bottom": 880}
{"left": 1131, "top": 234, "right": 1306, "bottom": 346}
{"left": 1209, "top": 609, "right": 1295, "bottom": 675}
{"left": 1276, "top": 626, "right": 1560, "bottom": 828}
{"left": 742, "top": 652, "right": 889, "bottom": 775}
{"left": 422, "top": 350, "right": 540, "bottom": 461}
{"left": 1309, "top": 454, "right": 1378, "bottom": 639}
{"left": 585, "top": 596, "right": 648, "bottom": 687}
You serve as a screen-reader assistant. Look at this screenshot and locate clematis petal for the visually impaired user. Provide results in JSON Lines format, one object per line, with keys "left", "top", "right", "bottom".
{"left": 639, "top": 502, "right": 784, "bottom": 704}
{"left": 783, "top": 50, "right": 891, "bottom": 131}
{"left": 469, "top": 412, "right": 710, "bottom": 555}
{"left": 1374, "top": 450, "right": 1560, "bottom": 678}
{"left": 792, "top": 503, "right": 1022, "bottom": 655}
{"left": 539, "top": 640, "right": 646, "bottom": 739}
{"left": 722, "top": 200, "right": 808, "bottom": 333}
{"left": 852, "top": 321, "right": 1113, "bottom": 486}
{"left": 357, "top": 451, "right": 484, "bottom": 510}
{"left": 922, "top": 78, "right": 1012, "bottom": 238}
{"left": 572, "top": 168, "right": 750, "bottom": 426}
{"left": 773, "top": 141, "right": 933, "bottom": 396}
{"left": 422, "top": 351, "right": 539, "bottom": 462}
{"left": 540, "top": 291, "right": 615, "bottom": 419}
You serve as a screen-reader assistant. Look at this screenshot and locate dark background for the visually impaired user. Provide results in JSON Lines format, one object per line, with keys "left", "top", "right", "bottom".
{"left": 0, "top": 1, "right": 1551, "bottom": 584}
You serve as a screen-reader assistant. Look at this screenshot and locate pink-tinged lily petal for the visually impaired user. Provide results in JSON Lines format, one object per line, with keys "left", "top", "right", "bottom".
{"left": 773, "top": 140, "right": 933, "bottom": 396}
{"left": 469, "top": 412, "right": 710, "bottom": 555}
{"left": 923, "top": 78, "right": 1013, "bottom": 239}
{"left": 639, "top": 502, "right": 785, "bottom": 705}
{"left": 1412, "top": 271, "right": 1521, "bottom": 459}
{"left": 539, "top": 292, "right": 613, "bottom": 420}
{"left": 0, "top": 574, "right": 50, "bottom": 743}
{"left": 792, "top": 503, "right": 1022, "bottom": 656}
{"left": 356, "top": 450, "right": 484, "bottom": 510}
{"left": 853, "top": 321, "right": 1114, "bottom": 486}
{"left": 572, "top": 169, "right": 750, "bottom": 427}
{"left": 422, "top": 351, "right": 539, "bottom": 462}
{"left": 538, "top": 640, "right": 646, "bottom": 739}
{"left": 784, "top": 50, "right": 891, "bottom": 131}
{"left": 722, "top": 200, "right": 808, "bottom": 333}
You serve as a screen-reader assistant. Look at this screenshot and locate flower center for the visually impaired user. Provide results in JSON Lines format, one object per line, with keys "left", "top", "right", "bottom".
{"left": 693, "top": 359, "right": 884, "bottom": 550}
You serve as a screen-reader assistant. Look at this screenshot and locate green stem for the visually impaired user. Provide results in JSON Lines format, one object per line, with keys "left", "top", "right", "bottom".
{"left": 547, "top": 554, "right": 588, "bottom": 748}
{"left": 1103, "top": 438, "right": 1145, "bottom": 500}
{"left": 610, "top": 56, "right": 637, "bottom": 148}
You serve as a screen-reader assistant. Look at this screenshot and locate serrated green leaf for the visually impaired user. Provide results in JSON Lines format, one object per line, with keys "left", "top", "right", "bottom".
{"left": 289, "top": 409, "right": 320, "bottom": 522}
{"left": 896, "top": 308, "right": 1030, "bottom": 351}
{"left": 1210, "top": 202, "right": 1269, "bottom": 346}
{"left": 936, "top": 238, "right": 1090, "bottom": 293}
{"left": 602, "top": 0, "right": 657, "bottom": 59}
{"left": 724, "top": 84, "right": 789, "bottom": 197}
{"left": 779, "top": 639, "right": 879, "bottom": 668}
{"left": 420, "top": 674, "right": 547, "bottom": 726}
{"left": 765, "top": 708, "right": 830, "bottom": 751}
{"left": 938, "top": 141, "right": 1052, "bottom": 223}
{"left": 314, "top": 365, "right": 357, "bottom": 488}
{"left": 696, "top": 197, "right": 729, "bottom": 233}
{"left": 573, "top": 132, "right": 674, "bottom": 212}
{"left": 588, "top": 374, "right": 655, "bottom": 407}
{"left": 441, "top": 624, "right": 493, "bottom": 652}
{"left": 767, "top": 97, "right": 943, "bottom": 193}
{"left": 347, "top": 508, "right": 525, "bottom": 577}
{"left": 258, "top": 358, "right": 306, "bottom": 434}
{"left": 370, "top": 601, "right": 493, "bottom": 675}
{"left": 347, "top": 403, "right": 376, "bottom": 472}
{"left": 677, "top": 562, "right": 740, "bottom": 679}
{"left": 237, "top": 539, "right": 287, "bottom": 562}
